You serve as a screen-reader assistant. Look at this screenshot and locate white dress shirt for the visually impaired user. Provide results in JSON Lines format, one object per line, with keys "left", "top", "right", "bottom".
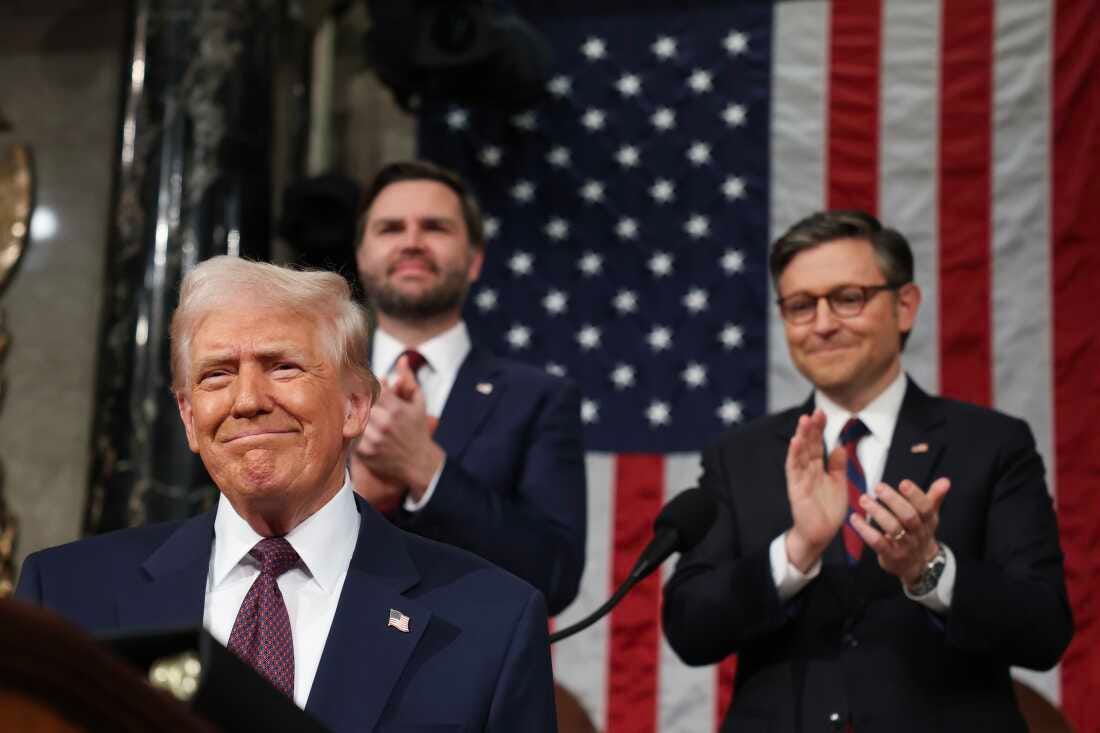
{"left": 203, "top": 476, "right": 360, "bottom": 708}
{"left": 769, "top": 371, "right": 955, "bottom": 613}
{"left": 371, "top": 321, "right": 471, "bottom": 511}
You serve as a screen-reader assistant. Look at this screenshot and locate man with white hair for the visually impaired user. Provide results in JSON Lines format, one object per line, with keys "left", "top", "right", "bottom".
{"left": 17, "top": 256, "right": 557, "bottom": 732}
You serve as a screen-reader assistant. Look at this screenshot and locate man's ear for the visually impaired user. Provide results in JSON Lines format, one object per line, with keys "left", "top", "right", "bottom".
{"left": 175, "top": 391, "right": 200, "bottom": 453}
{"left": 896, "top": 282, "right": 922, "bottom": 334}
{"left": 467, "top": 247, "right": 485, "bottom": 284}
{"left": 342, "top": 387, "right": 372, "bottom": 440}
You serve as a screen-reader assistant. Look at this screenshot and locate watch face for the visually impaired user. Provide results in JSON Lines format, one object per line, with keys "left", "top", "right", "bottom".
{"left": 910, "top": 548, "right": 946, "bottom": 595}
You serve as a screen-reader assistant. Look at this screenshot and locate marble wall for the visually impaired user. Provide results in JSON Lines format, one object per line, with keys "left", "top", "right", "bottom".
{"left": 0, "top": 0, "right": 126, "bottom": 568}
{"left": 0, "top": 0, "right": 419, "bottom": 575}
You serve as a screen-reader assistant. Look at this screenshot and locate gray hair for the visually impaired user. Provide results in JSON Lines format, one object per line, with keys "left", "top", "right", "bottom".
{"left": 169, "top": 256, "right": 380, "bottom": 402}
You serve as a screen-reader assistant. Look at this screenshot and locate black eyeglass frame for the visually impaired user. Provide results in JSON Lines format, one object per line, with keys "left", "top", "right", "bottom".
{"left": 775, "top": 283, "right": 906, "bottom": 324}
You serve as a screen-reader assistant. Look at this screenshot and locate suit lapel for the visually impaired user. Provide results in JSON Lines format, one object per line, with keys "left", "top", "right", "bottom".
{"left": 433, "top": 347, "right": 501, "bottom": 460}
{"left": 306, "top": 497, "right": 430, "bottom": 732}
{"left": 880, "top": 379, "right": 947, "bottom": 494}
{"left": 116, "top": 513, "right": 214, "bottom": 631}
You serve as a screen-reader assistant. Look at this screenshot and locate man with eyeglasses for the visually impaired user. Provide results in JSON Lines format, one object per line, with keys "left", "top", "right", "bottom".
{"left": 662, "top": 211, "right": 1072, "bottom": 733}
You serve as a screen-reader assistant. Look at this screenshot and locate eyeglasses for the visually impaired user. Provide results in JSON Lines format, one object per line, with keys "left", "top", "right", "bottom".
{"left": 776, "top": 284, "right": 902, "bottom": 324}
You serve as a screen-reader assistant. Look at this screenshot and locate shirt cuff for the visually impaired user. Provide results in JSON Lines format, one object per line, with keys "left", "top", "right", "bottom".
{"left": 770, "top": 532, "right": 822, "bottom": 602}
{"left": 902, "top": 542, "right": 956, "bottom": 614}
{"left": 403, "top": 458, "right": 446, "bottom": 512}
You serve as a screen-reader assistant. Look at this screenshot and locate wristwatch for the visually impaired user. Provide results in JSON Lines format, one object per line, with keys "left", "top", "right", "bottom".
{"left": 907, "top": 544, "right": 947, "bottom": 596}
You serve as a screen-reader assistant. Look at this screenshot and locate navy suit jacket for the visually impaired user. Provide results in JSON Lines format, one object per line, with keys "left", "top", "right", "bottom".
{"left": 663, "top": 379, "right": 1073, "bottom": 733}
{"left": 395, "top": 346, "right": 586, "bottom": 616}
{"left": 17, "top": 495, "right": 557, "bottom": 732}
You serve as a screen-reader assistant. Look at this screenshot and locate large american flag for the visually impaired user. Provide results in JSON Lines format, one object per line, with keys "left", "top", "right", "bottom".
{"left": 417, "top": 1, "right": 1100, "bottom": 731}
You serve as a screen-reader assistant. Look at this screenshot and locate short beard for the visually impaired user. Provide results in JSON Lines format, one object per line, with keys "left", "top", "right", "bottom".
{"left": 362, "top": 267, "right": 470, "bottom": 321}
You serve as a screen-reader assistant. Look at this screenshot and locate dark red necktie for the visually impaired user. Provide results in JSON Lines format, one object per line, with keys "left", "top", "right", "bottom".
{"left": 839, "top": 418, "right": 870, "bottom": 564}
{"left": 227, "top": 537, "right": 300, "bottom": 698}
{"left": 400, "top": 348, "right": 428, "bottom": 378}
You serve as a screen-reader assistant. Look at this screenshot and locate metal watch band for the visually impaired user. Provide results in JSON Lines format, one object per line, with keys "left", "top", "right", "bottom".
{"left": 908, "top": 544, "right": 947, "bottom": 596}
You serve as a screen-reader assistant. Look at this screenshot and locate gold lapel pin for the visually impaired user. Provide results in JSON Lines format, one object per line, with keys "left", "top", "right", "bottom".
{"left": 911, "top": 442, "right": 929, "bottom": 454}
{"left": 476, "top": 382, "right": 493, "bottom": 395}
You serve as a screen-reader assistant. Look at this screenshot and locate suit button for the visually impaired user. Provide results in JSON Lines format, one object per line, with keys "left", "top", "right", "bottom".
{"left": 842, "top": 632, "right": 858, "bottom": 648}
{"left": 828, "top": 712, "right": 843, "bottom": 731}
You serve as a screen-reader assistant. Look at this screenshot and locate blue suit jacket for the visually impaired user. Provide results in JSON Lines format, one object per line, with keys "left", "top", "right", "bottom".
{"left": 395, "top": 347, "right": 586, "bottom": 616}
{"left": 16, "top": 495, "right": 557, "bottom": 732}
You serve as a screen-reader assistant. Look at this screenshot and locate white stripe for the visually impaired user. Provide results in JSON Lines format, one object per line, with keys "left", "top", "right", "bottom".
{"left": 990, "top": 0, "right": 1059, "bottom": 707}
{"left": 553, "top": 453, "right": 614, "bottom": 728}
{"left": 767, "top": 0, "right": 830, "bottom": 412}
{"left": 880, "top": 0, "right": 942, "bottom": 393}
{"left": 658, "top": 454, "right": 711, "bottom": 733}
{"left": 990, "top": 0, "right": 1056, "bottom": 494}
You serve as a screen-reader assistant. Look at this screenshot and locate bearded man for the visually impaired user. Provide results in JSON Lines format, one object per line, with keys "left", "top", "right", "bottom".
{"left": 351, "top": 161, "right": 586, "bottom": 617}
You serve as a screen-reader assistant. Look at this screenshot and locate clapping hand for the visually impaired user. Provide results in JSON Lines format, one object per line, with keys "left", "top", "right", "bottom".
{"left": 784, "top": 409, "right": 849, "bottom": 572}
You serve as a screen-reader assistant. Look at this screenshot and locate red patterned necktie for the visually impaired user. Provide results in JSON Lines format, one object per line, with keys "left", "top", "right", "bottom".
{"left": 839, "top": 418, "right": 871, "bottom": 564}
{"left": 227, "top": 537, "right": 300, "bottom": 697}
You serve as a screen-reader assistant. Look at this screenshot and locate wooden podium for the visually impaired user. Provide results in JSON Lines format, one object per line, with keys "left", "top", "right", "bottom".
{"left": 0, "top": 599, "right": 328, "bottom": 732}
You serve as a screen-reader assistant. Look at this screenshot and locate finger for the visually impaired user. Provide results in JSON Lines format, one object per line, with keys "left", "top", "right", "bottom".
{"left": 898, "top": 478, "right": 950, "bottom": 522}
{"left": 408, "top": 377, "right": 426, "bottom": 409}
{"left": 926, "top": 478, "right": 951, "bottom": 512}
{"left": 826, "top": 445, "right": 847, "bottom": 476}
{"left": 810, "top": 408, "right": 827, "bottom": 431}
{"left": 870, "top": 483, "right": 921, "bottom": 530}
{"left": 857, "top": 494, "right": 906, "bottom": 540}
{"left": 849, "top": 513, "right": 891, "bottom": 553}
{"left": 786, "top": 419, "right": 812, "bottom": 469}
{"left": 391, "top": 356, "right": 419, "bottom": 400}
{"left": 803, "top": 410, "right": 826, "bottom": 443}
{"left": 358, "top": 423, "right": 386, "bottom": 450}
{"left": 375, "top": 386, "right": 403, "bottom": 410}
{"left": 793, "top": 415, "right": 823, "bottom": 462}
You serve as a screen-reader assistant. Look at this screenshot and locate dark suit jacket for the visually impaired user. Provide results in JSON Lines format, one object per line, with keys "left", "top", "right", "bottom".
{"left": 16, "top": 495, "right": 557, "bottom": 732}
{"left": 663, "top": 379, "right": 1073, "bottom": 733}
{"left": 395, "top": 346, "right": 586, "bottom": 616}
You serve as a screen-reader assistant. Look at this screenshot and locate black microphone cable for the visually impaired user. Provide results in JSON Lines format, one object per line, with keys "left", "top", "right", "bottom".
{"left": 549, "top": 488, "right": 716, "bottom": 644}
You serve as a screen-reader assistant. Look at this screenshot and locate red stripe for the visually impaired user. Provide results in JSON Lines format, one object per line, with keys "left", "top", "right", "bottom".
{"left": 826, "top": 0, "right": 882, "bottom": 212}
{"left": 715, "top": 656, "right": 738, "bottom": 731}
{"left": 607, "top": 454, "right": 663, "bottom": 733}
{"left": 937, "top": 1, "right": 994, "bottom": 405}
{"left": 1052, "top": 1, "right": 1100, "bottom": 729}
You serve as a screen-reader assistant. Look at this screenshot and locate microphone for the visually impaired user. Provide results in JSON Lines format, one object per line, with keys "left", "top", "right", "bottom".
{"left": 549, "top": 488, "right": 716, "bottom": 644}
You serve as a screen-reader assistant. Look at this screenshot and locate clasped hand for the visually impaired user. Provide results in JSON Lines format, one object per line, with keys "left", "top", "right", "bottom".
{"left": 785, "top": 409, "right": 950, "bottom": 585}
{"left": 350, "top": 355, "right": 445, "bottom": 510}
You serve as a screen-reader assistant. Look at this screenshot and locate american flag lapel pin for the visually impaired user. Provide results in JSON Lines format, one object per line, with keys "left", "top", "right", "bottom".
{"left": 388, "top": 608, "right": 411, "bottom": 633}
{"left": 911, "top": 442, "right": 930, "bottom": 454}
{"left": 476, "top": 382, "right": 493, "bottom": 395}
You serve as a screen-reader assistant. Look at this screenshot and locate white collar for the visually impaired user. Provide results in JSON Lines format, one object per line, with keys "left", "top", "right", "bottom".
{"left": 210, "top": 473, "right": 360, "bottom": 593}
{"left": 816, "top": 369, "right": 908, "bottom": 450}
{"left": 372, "top": 321, "right": 471, "bottom": 377}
